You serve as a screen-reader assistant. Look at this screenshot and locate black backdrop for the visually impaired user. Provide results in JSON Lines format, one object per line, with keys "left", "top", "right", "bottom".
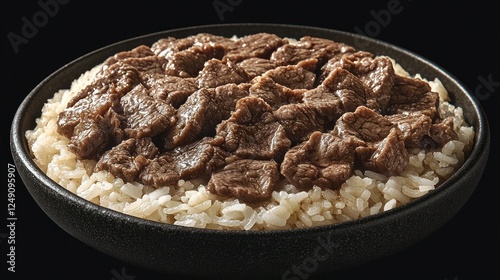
{"left": 3, "top": 1, "right": 499, "bottom": 279}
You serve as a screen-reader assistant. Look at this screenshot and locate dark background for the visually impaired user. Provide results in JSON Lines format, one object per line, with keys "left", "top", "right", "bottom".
{"left": 2, "top": 1, "right": 499, "bottom": 279}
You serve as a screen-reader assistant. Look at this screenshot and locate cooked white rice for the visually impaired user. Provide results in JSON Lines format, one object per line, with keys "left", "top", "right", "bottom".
{"left": 25, "top": 55, "right": 474, "bottom": 231}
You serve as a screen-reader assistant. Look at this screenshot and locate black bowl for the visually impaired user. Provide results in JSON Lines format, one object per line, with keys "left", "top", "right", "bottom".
{"left": 10, "top": 23, "right": 490, "bottom": 279}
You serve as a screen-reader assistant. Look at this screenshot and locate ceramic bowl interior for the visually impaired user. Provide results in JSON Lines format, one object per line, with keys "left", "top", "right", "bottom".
{"left": 10, "top": 23, "right": 490, "bottom": 279}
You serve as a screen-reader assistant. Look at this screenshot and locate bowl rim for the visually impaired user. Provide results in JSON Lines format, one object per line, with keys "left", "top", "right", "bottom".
{"left": 10, "top": 22, "right": 490, "bottom": 237}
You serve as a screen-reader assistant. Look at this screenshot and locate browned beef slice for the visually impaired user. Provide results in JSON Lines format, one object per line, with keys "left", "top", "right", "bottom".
{"left": 163, "top": 84, "right": 249, "bottom": 150}
{"left": 120, "top": 84, "right": 177, "bottom": 138}
{"left": 249, "top": 76, "right": 304, "bottom": 109}
{"left": 429, "top": 117, "right": 458, "bottom": 145}
{"left": 334, "top": 106, "right": 409, "bottom": 176}
{"left": 387, "top": 75, "right": 438, "bottom": 118}
{"left": 319, "top": 51, "right": 373, "bottom": 82}
{"left": 64, "top": 48, "right": 157, "bottom": 114}
{"left": 140, "top": 137, "right": 225, "bottom": 187}
{"left": 151, "top": 37, "right": 192, "bottom": 57}
{"left": 95, "top": 137, "right": 158, "bottom": 182}
{"left": 216, "top": 96, "right": 291, "bottom": 161}
{"left": 355, "top": 128, "right": 409, "bottom": 176}
{"left": 386, "top": 113, "right": 433, "bottom": 148}
{"left": 57, "top": 88, "right": 120, "bottom": 138}
{"left": 271, "top": 36, "right": 355, "bottom": 69}
{"left": 119, "top": 56, "right": 166, "bottom": 81}
{"left": 301, "top": 90, "right": 345, "bottom": 130}
{"left": 274, "top": 101, "right": 340, "bottom": 143}
{"left": 333, "top": 106, "right": 394, "bottom": 145}
{"left": 223, "top": 33, "right": 288, "bottom": 62}
{"left": 270, "top": 44, "right": 319, "bottom": 66}
{"left": 237, "top": 58, "right": 278, "bottom": 79}
{"left": 299, "top": 71, "right": 353, "bottom": 130}
{"left": 152, "top": 33, "right": 237, "bottom": 58}
{"left": 281, "top": 131, "right": 355, "bottom": 190}
{"left": 164, "top": 43, "right": 226, "bottom": 78}
{"left": 295, "top": 36, "right": 356, "bottom": 54}
{"left": 296, "top": 58, "right": 321, "bottom": 73}
{"left": 316, "top": 67, "right": 375, "bottom": 112}
{"left": 352, "top": 56, "right": 395, "bottom": 111}
{"left": 64, "top": 62, "right": 142, "bottom": 111}
{"left": 188, "top": 33, "right": 238, "bottom": 47}
{"left": 67, "top": 109, "right": 123, "bottom": 159}
{"left": 196, "top": 59, "right": 250, "bottom": 88}
{"left": 260, "top": 65, "right": 316, "bottom": 90}
{"left": 207, "top": 159, "right": 280, "bottom": 203}
{"left": 138, "top": 153, "right": 180, "bottom": 187}
{"left": 102, "top": 45, "right": 165, "bottom": 80}
{"left": 103, "top": 45, "right": 156, "bottom": 67}
{"left": 147, "top": 76, "right": 197, "bottom": 108}
{"left": 327, "top": 54, "right": 395, "bottom": 111}
{"left": 275, "top": 75, "right": 373, "bottom": 143}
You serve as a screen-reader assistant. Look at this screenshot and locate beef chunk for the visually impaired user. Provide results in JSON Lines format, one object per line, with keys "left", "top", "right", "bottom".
{"left": 319, "top": 51, "right": 374, "bottom": 82}
{"left": 216, "top": 96, "right": 291, "bottom": 161}
{"left": 281, "top": 132, "right": 355, "bottom": 190}
{"left": 120, "top": 84, "right": 177, "bottom": 138}
{"left": 223, "top": 33, "right": 288, "bottom": 62}
{"left": 163, "top": 84, "right": 249, "bottom": 150}
{"left": 355, "top": 128, "right": 409, "bottom": 176}
{"left": 57, "top": 88, "right": 121, "bottom": 138}
{"left": 295, "top": 36, "right": 356, "bottom": 55}
{"left": 152, "top": 33, "right": 234, "bottom": 58}
{"left": 387, "top": 75, "right": 438, "bottom": 118}
{"left": 314, "top": 67, "right": 375, "bottom": 112}
{"left": 140, "top": 137, "right": 225, "bottom": 187}
{"left": 352, "top": 56, "right": 395, "bottom": 111}
{"left": 260, "top": 65, "right": 316, "bottom": 90}
{"left": 103, "top": 45, "right": 157, "bottom": 67}
{"left": 207, "top": 159, "right": 280, "bottom": 203}
{"left": 59, "top": 61, "right": 150, "bottom": 145}
{"left": 334, "top": 106, "right": 409, "bottom": 176}
{"left": 249, "top": 76, "right": 304, "bottom": 109}
{"left": 429, "top": 117, "right": 458, "bottom": 145}
{"left": 270, "top": 44, "right": 319, "bottom": 66}
{"left": 271, "top": 36, "right": 355, "bottom": 69}
{"left": 67, "top": 109, "right": 123, "bottom": 159}
{"left": 301, "top": 90, "right": 345, "bottom": 130}
{"left": 65, "top": 62, "right": 142, "bottom": 110}
{"left": 164, "top": 43, "right": 226, "bottom": 78}
{"left": 237, "top": 58, "right": 278, "bottom": 79}
{"left": 334, "top": 106, "right": 394, "bottom": 145}
{"left": 151, "top": 37, "right": 191, "bottom": 57}
{"left": 327, "top": 55, "right": 395, "bottom": 111}
{"left": 106, "top": 50, "right": 165, "bottom": 82}
{"left": 196, "top": 59, "right": 250, "bottom": 88}
{"left": 274, "top": 101, "right": 341, "bottom": 143}
{"left": 95, "top": 137, "right": 158, "bottom": 182}
{"left": 64, "top": 48, "right": 156, "bottom": 116}
{"left": 147, "top": 76, "right": 197, "bottom": 108}
{"left": 386, "top": 113, "right": 432, "bottom": 148}
{"left": 57, "top": 84, "right": 126, "bottom": 160}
